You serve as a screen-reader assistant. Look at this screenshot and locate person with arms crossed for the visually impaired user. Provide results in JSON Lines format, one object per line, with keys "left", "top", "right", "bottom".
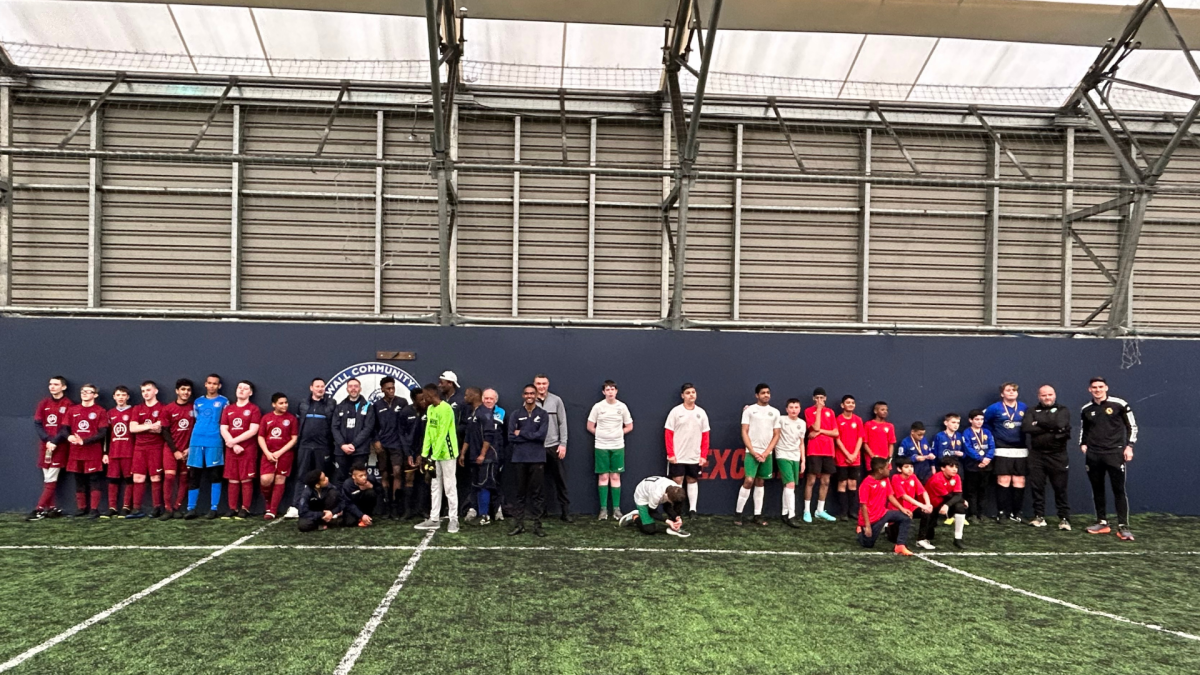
{"left": 776, "top": 398, "right": 807, "bottom": 527}
{"left": 890, "top": 458, "right": 934, "bottom": 549}
{"left": 160, "top": 379, "right": 195, "bottom": 520}
{"left": 863, "top": 401, "right": 896, "bottom": 477}
{"left": 30, "top": 375, "right": 74, "bottom": 520}
{"left": 105, "top": 386, "right": 136, "bottom": 518}
{"left": 508, "top": 384, "right": 549, "bottom": 537}
{"left": 962, "top": 409, "right": 995, "bottom": 524}
{"left": 414, "top": 383, "right": 461, "bottom": 533}
{"left": 664, "top": 382, "right": 710, "bottom": 516}
{"left": 921, "top": 457, "right": 969, "bottom": 550}
{"left": 128, "top": 381, "right": 168, "bottom": 519}
{"left": 332, "top": 378, "right": 376, "bottom": 484}
{"left": 588, "top": 380, "right": 634, "bottom": 521}
{"left": 185, "top": 374, "right": 228, "bottom": 520}
{"left": 61, "top": 383, "right": 109, "bottom": 519}
{"left": 857, "top": 457, "right": 915, "bottom": 556}
{"left": 735, "top": 383, "right": 781, "bottom": 526}
{"left": 834, "top": 395, "right": 865, "bottom": 520}
{"left": 1022, "top": 385, "right": 1072, "bottom": 530}
{"left": 534, "top": 374, "right": 572, "bottom": 522}
{"left": 258, "top": 392, "right": 298, "bottom": 520}
{"left": 1080, "top": 377, "right": 1137, "bottom": 541}
{"left": 618, "top": 476, "right": 691, "bottom": 538}
{"left": 220, "top": 380, "right": 261, "bottom": 519}
{"left": 803, "top": 388, "right": 840, "bottom": 523}
{"left": 985, "top": 382, "right": 1028, "bottom": 523}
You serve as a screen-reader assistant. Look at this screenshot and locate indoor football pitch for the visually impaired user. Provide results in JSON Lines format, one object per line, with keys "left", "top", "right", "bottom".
{"left": 1, "top": 512, "right": 1198, "bottom": 674}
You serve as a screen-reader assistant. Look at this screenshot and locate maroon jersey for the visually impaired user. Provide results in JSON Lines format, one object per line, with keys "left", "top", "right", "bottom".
{"left": 221, "top": 401, "right": 262, "bottom": 441}
{"left": 108, "top": 407, "right": 135, "bottom": 459}
{"left": 66, "top": 404, "right": 109, "bottom": 462}
{"left": 258, "top": 412, "right": 298, "bottom": 453}
{"left": 132, "top": 401, "right": 166, "bottom": 453}
{"left": 161, "top": 401, "right": 196, "bottom": 452}
{"left": 35, "top": 395, "right": 74, "bottom": 446}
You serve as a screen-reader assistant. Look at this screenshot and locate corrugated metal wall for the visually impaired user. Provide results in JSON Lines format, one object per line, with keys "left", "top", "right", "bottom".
{"left": 7, "top": 95, "right": 1200, "bottom": 331}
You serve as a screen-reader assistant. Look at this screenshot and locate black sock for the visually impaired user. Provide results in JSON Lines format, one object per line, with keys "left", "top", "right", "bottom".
{"left": 1013, "top": 486, "right": 1025, "bottom": 518}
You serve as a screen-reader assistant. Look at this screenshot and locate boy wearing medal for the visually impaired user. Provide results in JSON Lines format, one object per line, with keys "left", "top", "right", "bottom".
{"left": 896, "top": 422, "right": 937, "bottom": 482}
{"left": 985, "top": 383, "right": 1028, "bottom": 523}
{"left": 931, "top": 413, "right": 966, "bottom": 471}
{"left": 962, "top": 409, "right": 994, "bottom": 524}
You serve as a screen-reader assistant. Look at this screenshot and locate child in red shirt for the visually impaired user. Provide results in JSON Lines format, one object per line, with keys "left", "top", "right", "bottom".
{"left": 856, "top": 457, "right": 914, "bottom": 556}
{"left": 922, "top": 457, "right": 969, "bottom": 550}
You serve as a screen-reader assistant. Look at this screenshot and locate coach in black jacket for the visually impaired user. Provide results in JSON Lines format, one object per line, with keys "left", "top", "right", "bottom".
{"left": 332, "top": 379, "right": 376, "bottom": 483}
{"left": 296, "top": 378, "right": 337, "bottom": 481}
{"left": 1022, "top": 384, "right": 1072, "bottom": 529}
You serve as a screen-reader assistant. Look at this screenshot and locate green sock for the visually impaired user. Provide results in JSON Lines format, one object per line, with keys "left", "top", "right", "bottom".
{"left": 611, "top": 486, "right": 621, "bottom": 510}
{"left": 599, "top": 485, "right": 609, "bottom": 511}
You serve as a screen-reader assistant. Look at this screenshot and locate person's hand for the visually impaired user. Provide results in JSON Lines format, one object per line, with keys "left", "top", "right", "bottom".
{"left": 863, "top": 525, "right": 872, "bottom": 539}
{"left": 150, "top": 421, "right": 162, "bottom": 433}
{"left": 1080, "top": 444, "right": 1088, "bottom": 455}
{"left": 182, "top": 448, "right": 190, "bottom": 459}
{"left": 225, "top": 439, "right": 235, "bottom": 448}
{"left": 979, "top": 458, "right": 991, "bottom": 468}
{"left": 342, "top": 444, "right": 355, "bottom": 455}
{"left": 361, "top": 514, "right": 373, "bottom": 526}
{"left": 513, "top": 429, "right": 520, "bottom": 437}
{"left": 458, "top": 455, "right": 465, "bottom": 467}
{"left": 921, "top": 504, "right": 932, "bottom": 514}
{"left": 67, "top": 434, "right": 81, "bottom": 445}
{"left": 668, "top": 456, "right": 677, "bottom": 464}
{"left": 174, "top": 451, "right": 183, "bottom": 461}
{"left": 372, "top": 441, "right": 382, "bottom": 452}
{"left": 234, "top": 444, "right": 244, "bottom": 455}
{"left": 669, "top": 518, "right": 681, "bottom": 531}
{"left": 322, "top": 510, "right": 333, "bottom": 522}
{"left": 45, "top": 441, "right": 57, "bottom": 452}
{"left": 901, "top": 507, "right": 913, "bottom": 517}
{"left": 557, "top": 445, "right": 566, "bottom": 460}
{"left": 1124, "top": 445, "right": 1134, "bottom": 462}
{"left": 476, "top": 454, "right": 485, "bottom": 466}
{"left": 698, "top": 456, "right": 707, "bottom": 468}
{"left": 407, "top": 457, "right": 417, "bottom": 468}
{"left": 939, "top": 504, "right": 949, "bottom": 516}
{"left": 102, "top": 455, "right": 109, "bottom": 465}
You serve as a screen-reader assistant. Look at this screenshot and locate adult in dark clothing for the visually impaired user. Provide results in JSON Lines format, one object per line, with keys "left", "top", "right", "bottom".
{"left": 372, "top": 377, "right": 408, "bottom": 518}
{"left": 341, "top": 463, "right": 380, "bottom": 525}
{"left": 462, "top": 387, "right": 501, "bottom": 524}
{"left": 296, "top": 378, "right": 337, "bottom": 482}
{"left": 534, "top": 373, "right": 572, "bottom": 522}
{"left": 332, "top": 378, "right": 376, "bottom": 484}
{"left": 296, "top": 469, "right": 345, "bottom": 532}
{"left": 507, "top": 384, "right": 549, "bottom": 537}
{"left": 1022, "top": 384, "right": 1073, "bottom": 530}
{"left": 1080, "top": 377, "right": 1138, "bottom": 541}
{"left": 400, "top": 389, "right": 430, "bottom": 520}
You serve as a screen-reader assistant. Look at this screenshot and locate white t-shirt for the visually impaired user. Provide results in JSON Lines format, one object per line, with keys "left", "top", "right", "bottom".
{"left": 741, "top": 403, "right": 782, "bottom": 452}
{"left": 776, "top": 416, "right": 807, "bottom": 462}
{"left": 664, "top": 403, "right": 710, "bottom": 464}
{"left": 634, "top": 476, "right": 675, "bottom": 509}
{"left": 588, "top": 399, "right": 632, "bottom": 450}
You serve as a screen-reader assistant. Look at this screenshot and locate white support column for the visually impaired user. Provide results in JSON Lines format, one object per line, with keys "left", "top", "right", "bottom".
{"left": 586, "top": 117, "right": 597, "bottom": 317}
{"left": 1061, "top": 127, "right": 1074, "bottom": 328}
{"left": 374, "top": 110, "right": 384, "bottom": 314}
{"left": 660, "top": 111, "right": 671, "bottom": 319}
{"left": 86, "top": 105, "right": 102, "bottom": 308}
{"left": 732, "top": 123, "right": 743, "bottom": 320}
{"left": 984, "top": 138, "right": 1000, "bottom": 326}
{"left": 0, "top": 85, "right": 12, "bottom": 306}
{"left": 856, "top": 128, "right": 872, "bottom": 322}
{"left": 511, "top": 115, "right": 521, "bottom": 317}
{"left": 449, "top": 103, "right": 459, "bottom": 313}
{"left": 229, "top": 104, "right": 242, "bottom": 311}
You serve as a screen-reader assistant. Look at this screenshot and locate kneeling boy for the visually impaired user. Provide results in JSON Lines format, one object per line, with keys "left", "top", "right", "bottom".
{"left": 922, "top": 457, "right": 968, "bottom": 550}
{"left": 619, "top": 476, "right": 690, "bottom": 538}
{"left": 857, "top": 457, "right": 914, "bottom": 556}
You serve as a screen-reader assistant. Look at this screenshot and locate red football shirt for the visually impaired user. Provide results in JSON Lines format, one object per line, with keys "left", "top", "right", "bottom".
{"left": 925, "top": 472, "right": 963, "bottom": 506}
{"left": 65, "top": 403, "right": 109, "bottom": 462}
{"left": 864, "top": 420, "right": 897, "bottom": 461}
{"left": 107, "top": 407, "right": 135, "bottom": 459}
{"left": 835, "top": 413, "right": 864, "bottom": 467}
{"left": 805, "top": 406, "right": 837, "bottom": 457}
{"left": 132, "top": 401, "right": 166, "bottom": 452}
{"left": 858, "top": 475, "right": 893, "bottom": 526}
{"left": 161, "top": 401, "right": 196, "bottom": 452}
{"left": 35, "top": 395, "right": 74, "bottom": 446}
{"left": 221, "top": 401, "right": 262, "bottom": 441}
{"left": 259, "top": 412, "right": 298, "bottom": 453}
{"left": 889, "top": 473, "right": 926, "bottom": 503}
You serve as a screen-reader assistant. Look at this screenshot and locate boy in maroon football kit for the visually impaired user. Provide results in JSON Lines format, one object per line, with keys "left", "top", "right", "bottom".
{"left": 258, "top": 392, "right": 299, "bottom": 520}
{"left": 863, "top": 401, "right": 897, "bottom": 473}
{"left": 62, "top": 383, "right": 109, "bottom": 518}
{"left": 221, "top": 380, "right": 262, "bottom": 519}
{"left": 160, "top": 379, "right": 196, "bottom": 520}
{"left": 889, "top": 458, "right": 933, "bottom": 549}
{"left": 834, "top": 394, "right": 865, "bottom": 519}
{"left": 30, "top": 375, "right": 74, "bottom": 520}
{"left": 129, "top": 381, "right": 168, "bottom": 519}
{"left": 105, "top": 386, "right": 136, "bottom": 517}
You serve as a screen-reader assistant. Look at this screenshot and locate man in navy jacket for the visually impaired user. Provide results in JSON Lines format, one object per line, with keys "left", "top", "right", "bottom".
{"left": 507, "top": 384, "right": 548, "bottom": 537}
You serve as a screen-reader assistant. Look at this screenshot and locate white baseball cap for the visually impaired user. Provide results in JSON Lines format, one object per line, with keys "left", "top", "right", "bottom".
{"left": 439, "top": 370, "right": 460, "bottom": 386}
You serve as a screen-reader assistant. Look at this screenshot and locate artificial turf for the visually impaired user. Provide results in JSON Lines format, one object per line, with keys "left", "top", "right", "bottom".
{"left": 1, "top": 513, "right": 1198, "bottom": 674}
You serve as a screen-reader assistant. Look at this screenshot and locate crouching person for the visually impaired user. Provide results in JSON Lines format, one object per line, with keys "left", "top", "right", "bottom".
{"left": 296, "top": 469, "right": 346, "bottom": 532}
{"left": 857, "top": 457, "right": 914, "bottom": 556}
{"left": 618, "top": 476, "right": 690, "bottom": 538}
{"left": 342, "top": 463, "right": 379, "bottom": 528}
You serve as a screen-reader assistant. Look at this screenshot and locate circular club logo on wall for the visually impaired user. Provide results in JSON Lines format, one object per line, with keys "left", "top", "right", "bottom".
{"left": 326, "top": 362, "right": 420, "bottom": 405}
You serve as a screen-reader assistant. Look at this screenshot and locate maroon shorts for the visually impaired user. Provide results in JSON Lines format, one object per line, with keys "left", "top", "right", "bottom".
{"left": 224, "top": 448, "right": 258, "bottom": 481}
{"left": 260, "top": 451, "right": 294, "bottom": 478}
{"left": 132, "top": 446, "right": 163, "bottom": 477}
{"left": 107, "top": 456, "right": 133, "bottom": 479}
{"left": 67, "top": 457, "right": 104, "bottom": 474}
{"left": 37, "top": 444, "right": 68, "bottom": 470}
{"left": 162, "top": 447, "right": 189, "bottom": 473}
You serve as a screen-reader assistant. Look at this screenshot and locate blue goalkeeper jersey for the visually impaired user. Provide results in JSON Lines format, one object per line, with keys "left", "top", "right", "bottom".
{"left": 191, "top": 395, "right": 229, "bottom": 447}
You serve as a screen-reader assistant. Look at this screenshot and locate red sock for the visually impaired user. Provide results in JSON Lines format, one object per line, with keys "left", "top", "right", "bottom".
{"left": 163, "top": 473, "right": 177, "bottom": 510}
{"left": 90, "top": 488, "right": 103, "bottom": 511}
{"left": 108, "top": 482, "right": 119, "bottom": 510}
{"left": 241, "top": 482, "right": 254, "bottom": 512}
{"left": 37, "top": 481, "right": 57, "bottom": 510}
{"left": 260, "top": 481, "right": 272, "bottom": 505}
{"left": 132, "top": 481, "right": 145, "bottom": 510}
{"left": 270, "top": 482, "right": 286, "bottom": 515}
{"left": 151, "top": 480, "right": 163, "bottom": 508}
{"left": 176, "top": 468, "right": 189, "bottom": 510}
{"left": 123, "top": 480, "right": 133, "bottom": 509}
{"left": 228, "top": 482, "right": 240, "bottom": 511}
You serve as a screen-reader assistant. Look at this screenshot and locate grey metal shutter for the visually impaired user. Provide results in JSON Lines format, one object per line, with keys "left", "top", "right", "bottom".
{"left": 683, "top": 124, "right": 735, "bottom": 319}
{"left": 100, "top": 103, "right": 232, "bottom": 308}
{"left": 869, "top": 131, "right": 988, "bottom": 324}
{"left": 1136, "top": 139, "right": 1200, "bottom": 329}
{"left": 454, "top": 113, "right": 516, "bottom": 317}
{"left": 381, "top": 111, "right": 439, "bottom": 315}
{"left": 11, "top": 99, "right": 89, "bottom": 306}
{"left": 738, "top": 123, "right": 861, "bottom": 322}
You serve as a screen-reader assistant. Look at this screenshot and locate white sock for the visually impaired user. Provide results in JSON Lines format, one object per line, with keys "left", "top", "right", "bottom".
{"left": 783, "top": 487, "right": 795, "bottom": 518}
{"left": 817, "top": 500, "right": 826, "bottom": 514}
{"left": 736, "top": 486, "right": 751, "bottom": 513}
{"left": 752, "top": 486, "right": 764, "bottom": 515}
{"left": 686, "top": 482, "right": 698, "bottom": 512}
{"left": 954, "top": 513, "right": 966, "bottom": 539}
{"left": 804, "top": 499, "right": 812, "bottom": 516}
